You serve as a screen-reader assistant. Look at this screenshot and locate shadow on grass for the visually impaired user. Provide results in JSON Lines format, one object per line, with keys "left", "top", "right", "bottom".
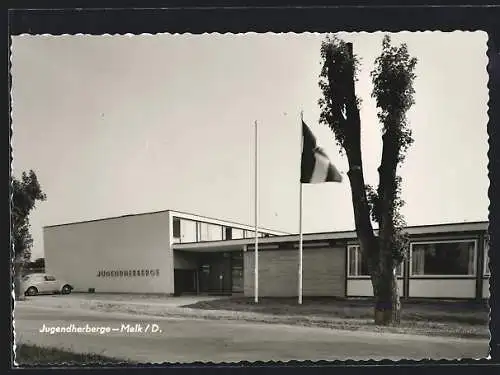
{"left": 15, "top": 344, "right": 132, "bottom": 367}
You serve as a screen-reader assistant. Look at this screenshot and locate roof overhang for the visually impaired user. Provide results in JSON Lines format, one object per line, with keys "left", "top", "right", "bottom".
{"left": 172, "top": 221, "right": 488, "bottom": 252}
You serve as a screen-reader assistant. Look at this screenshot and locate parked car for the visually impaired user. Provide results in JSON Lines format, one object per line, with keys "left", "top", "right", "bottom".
{"left": 22, "top": 273, "right": 73, "bottom": 296}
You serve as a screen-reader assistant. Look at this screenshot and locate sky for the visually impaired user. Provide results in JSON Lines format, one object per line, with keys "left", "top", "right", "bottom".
{"left": 11, "top": 31, "right": 489, "bottom": 260}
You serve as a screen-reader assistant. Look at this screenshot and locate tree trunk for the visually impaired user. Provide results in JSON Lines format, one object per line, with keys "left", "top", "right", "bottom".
{"left": 373, "top": 130, "right": 401, "bottom": 325}
{"left": 346, "top": 166, "right": 378, "bottom": 259}
{"left": 373, "top": 267, "right": 401, "bottom": 325}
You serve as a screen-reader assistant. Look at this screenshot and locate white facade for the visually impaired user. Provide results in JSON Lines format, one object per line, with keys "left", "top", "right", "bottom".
{"left": 44, "top": 209, "right": 287, "bottom": 295}
{"left": 347, "top": 279, "right": 405, "bottom": 298}
{"left": 408, "top": 279, "right": 476, "bottom": 299}
{"left": 44, "top": 211, "right": 173, "bottom": 294}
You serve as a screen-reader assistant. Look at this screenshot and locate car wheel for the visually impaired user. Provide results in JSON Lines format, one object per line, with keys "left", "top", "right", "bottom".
{"left": 61, "top": 285, "right": 72, "bottom": 295}
{"left": 25, "top": 287, "right": 38, "bottom": 296}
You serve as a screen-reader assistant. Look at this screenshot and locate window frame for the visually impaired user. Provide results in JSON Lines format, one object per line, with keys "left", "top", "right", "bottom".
{"left": 347, "top": 245, "right": 371, "bottom": 278}
{"left": 484, "top": 238, "right": 490, "bottom": 277}
{"left": 224, "top": 227, "right": 232, "bottom": 240}
{"left": 232, "top": 228, "right": 244, "bottom": 240}
{"left": 198, "top": 222, "right": 223, "bottom": 242}
{"left": 243, "top": 229, "right": 263, "bottom": 239}
{"left": 409, "top": 239, "right": 477, "bottom": 278}
{"left": 178, "top": 218, "right": 197, "bottom": 243}
{"left": 347, "top": 245, "right": 362, "bottom": 277}
{"left": 347, "top": 245, "right": 403, "bottom": 278}
{"left": 172, "top": 217, "right": 181, "bottom": 239}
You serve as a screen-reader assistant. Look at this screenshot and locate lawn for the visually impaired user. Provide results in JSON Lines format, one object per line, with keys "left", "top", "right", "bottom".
{"left": 15, "top": 344, "right": 130, "bottom": 366}
{"left": 185, "top": 297, "right": 489, "bottom": 325}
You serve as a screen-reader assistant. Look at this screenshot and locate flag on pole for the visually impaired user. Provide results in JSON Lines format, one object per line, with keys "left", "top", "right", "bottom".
{"left": 301, "top": 121, "right": 343, "bottom": 184}
{"left": 297, "top": 117, "right": 342, "bottom": 305}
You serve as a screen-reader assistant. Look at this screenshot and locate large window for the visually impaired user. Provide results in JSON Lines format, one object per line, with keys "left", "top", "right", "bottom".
{"left": 199, "top": 223, "right": 223, "bottom": 242}
{"left": 410, "top": 240, "right": 476, "bottom": 277}
{"left": 180, "top": 219, "right": 197, "bottom": 243}
{"left": 172, "top": 217, "right": 197, "bottom": 243}
{"left": 348, "top": 245, "right": 403, "bottom": 277}
{"left": 232, "top": 228, "right": 244, "bottom": 240}
{"left": 244, "top": 230, "right": 264, "bottom": 239}
{"left": 348, "top": 245, "right": 369, "bottom": 277}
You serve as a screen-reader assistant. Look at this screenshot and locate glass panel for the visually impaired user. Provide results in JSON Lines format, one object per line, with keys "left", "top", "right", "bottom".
{"left": 348, "top": 247, "right": 357, "bottom": 276}
{"left": 232, "top": 228, "right": 244, "bottom": 240}
{"left": 180, "top": 219, "right": 197, "bottom": 243}
{"left": 412, "top": 246, "right": 425, "bottom": 275}
{"left": 207, "top": 224, "right": 222, "bottom": 241}
{"left": 358, "top": 248, "right": 370, "bottom": 276}
{"left": 224, "top": 227, "right": 232, "bottom": 240}
{"left": 350, "top": 246, "right": 402, "bottom": 276}
{"left": 172, "top": 217, "right": 181, "bottom": 238}
{"left": 199, "top": 223, "right": 222, "bottom": 241}
{"left": 411, "top": 241, "right": 475, "bottom": 276}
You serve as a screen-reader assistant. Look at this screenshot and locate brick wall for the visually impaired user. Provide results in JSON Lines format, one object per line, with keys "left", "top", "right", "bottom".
{"left": 244, "top": 246, "right": 346, "bottom": 297}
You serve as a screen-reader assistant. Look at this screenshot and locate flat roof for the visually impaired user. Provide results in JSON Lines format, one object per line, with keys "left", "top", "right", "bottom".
{"left": 168, "top": 210, "right": 289, "bottom": 235}
{"left": 43, "top": 208, "right": 289, "bottom": 234}
{"left": 173, "top": 220, "right": 489, "bottom": 252}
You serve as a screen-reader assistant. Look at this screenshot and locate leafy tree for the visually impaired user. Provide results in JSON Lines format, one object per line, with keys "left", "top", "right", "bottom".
{"left": 12, "top": 170, "right": 47, "bottom": 300}
{"left": 319, "top": 35, "right": 417, "bottom": 325}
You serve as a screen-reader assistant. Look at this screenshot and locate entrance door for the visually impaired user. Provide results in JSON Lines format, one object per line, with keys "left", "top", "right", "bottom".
{"left": 198, "top": 253, "right": 232, "bottom": 295}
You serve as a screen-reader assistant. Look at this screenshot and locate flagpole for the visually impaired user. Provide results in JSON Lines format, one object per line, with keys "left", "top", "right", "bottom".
{"left": 254, "top": 120, "right": 259, "bottom": 304}
{"left": 298, "top": 112, "right": 304, "bottom": 305}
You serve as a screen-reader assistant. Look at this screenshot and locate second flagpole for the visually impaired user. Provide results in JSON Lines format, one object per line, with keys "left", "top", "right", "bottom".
{"left": 254, "top": 120, "right": 259, "bottom": 304}
{"left": 298, "top": 112, "right": 304, "bottom": 305}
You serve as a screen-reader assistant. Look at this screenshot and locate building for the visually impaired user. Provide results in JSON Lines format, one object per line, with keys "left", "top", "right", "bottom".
{"left": 43, "top": 210, "right": 288, "bottom": 295}
{"left": 44, "top": 210, "right": 490, "bottom": 300}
